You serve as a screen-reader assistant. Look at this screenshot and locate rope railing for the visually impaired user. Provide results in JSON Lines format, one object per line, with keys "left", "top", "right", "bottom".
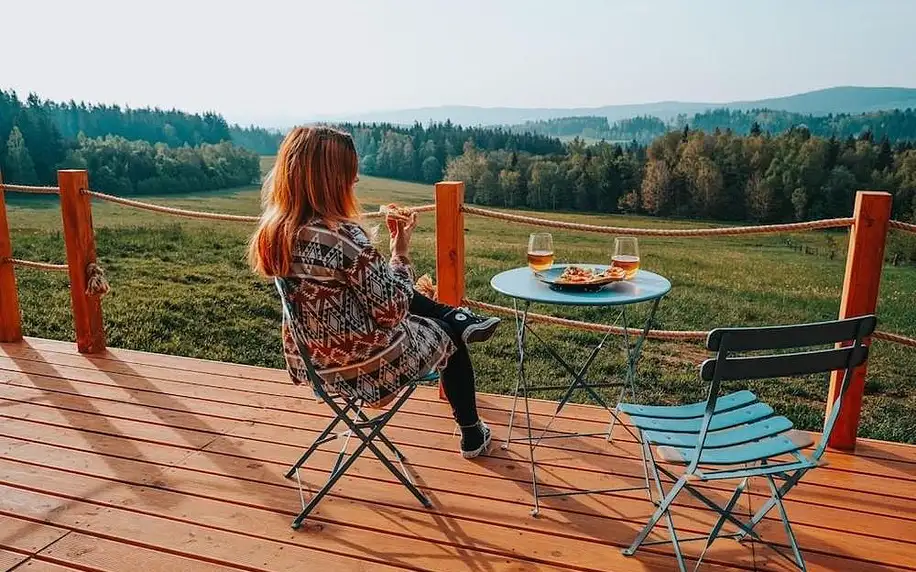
{"left": 462, "top": 298, "right": 916, "bottom": 349}
{"left": 2, "top": 258, "right": 109, "bottom": 296}
{"left": 82, "top": 188, "right": 436, "bottom": 223}
{"left": 462, "top": 205, "right": 854, "bottom": 237}
{"left": 873, "top": 330, "right": 916, "bottom": 349}
{"left": 83, "top": 189, "right": 261, "bottom": 222}
{"left": 0, "top": 183, "right": 60, "bottom": 195}
{"left": 462, "top": 298, "right": 707, "bottom": 341}
{"left": 4, "top": 258, "right": 69, "bottom": 272}
{"left": 890, "top": 219, "right": 916, "bottom": 234}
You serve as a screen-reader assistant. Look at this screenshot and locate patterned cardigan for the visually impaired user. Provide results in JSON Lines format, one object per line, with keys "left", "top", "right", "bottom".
{"left": 280, "top": 220, "right": 455, "bottom": 405}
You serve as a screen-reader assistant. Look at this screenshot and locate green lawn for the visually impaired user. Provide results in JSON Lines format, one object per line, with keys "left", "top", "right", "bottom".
{"left": 6, "top": 172, "right": 916, "bottom": 443}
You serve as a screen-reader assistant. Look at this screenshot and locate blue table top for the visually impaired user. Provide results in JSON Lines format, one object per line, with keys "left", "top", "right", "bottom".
{"left": 490, "top": 266, "right": 671, "bottom": 307}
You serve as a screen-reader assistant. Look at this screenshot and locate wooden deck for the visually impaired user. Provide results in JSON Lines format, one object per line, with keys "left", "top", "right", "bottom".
{"left": 1, "top": 338, "right": 915, "bottom": 572}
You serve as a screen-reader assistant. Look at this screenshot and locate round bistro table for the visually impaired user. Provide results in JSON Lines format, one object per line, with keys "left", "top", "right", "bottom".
{"left": 490, "top": 266, "right": 671, "bottom": 515}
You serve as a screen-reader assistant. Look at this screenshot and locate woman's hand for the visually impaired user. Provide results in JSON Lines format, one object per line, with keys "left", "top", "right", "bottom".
{"left": 387, "top": 212, "right": 418, "bottom": 259}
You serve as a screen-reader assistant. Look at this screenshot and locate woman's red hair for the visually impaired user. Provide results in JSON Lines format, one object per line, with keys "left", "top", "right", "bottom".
{"left": 248, "top": 126, "right": 360, "bottom": 277}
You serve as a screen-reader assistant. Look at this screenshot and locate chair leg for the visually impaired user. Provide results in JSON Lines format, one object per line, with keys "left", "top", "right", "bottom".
{"left": 766, "top": 474, "right": 807, "bottom": 571}
{"left": 642, "top": 442, "right": 686, "bottom": 572}
{"left": 623, "top": 475, "right": 687, "bottom": 563}
{"left": 735, "top": 468, "right": 805, "bottom": 542}
{"left": 285, "top": 399, "right": 357, "bottom": 479}
{"left": 694, "top": 477, "right": 748, "bottom": 572}
{"left": 355, "top": 391, "right": 413, "bottom": 461}
{"left": 291, "top": 417, "right": 390, "bottom": 529}
{"left": 357, "top": 391, "right": 433, "bottom": 509}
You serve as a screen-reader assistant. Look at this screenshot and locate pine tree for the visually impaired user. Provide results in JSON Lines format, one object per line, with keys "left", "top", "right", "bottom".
{"left": 750, "top": 122, "right": 762, "bottom": 137}
{"left": 4, "top": 126, "right": 38, "bottom": 184}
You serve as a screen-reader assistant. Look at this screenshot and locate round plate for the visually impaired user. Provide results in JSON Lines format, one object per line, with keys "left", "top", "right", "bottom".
{"left": 534, "top": 264, "right": 626, "bottom": 292}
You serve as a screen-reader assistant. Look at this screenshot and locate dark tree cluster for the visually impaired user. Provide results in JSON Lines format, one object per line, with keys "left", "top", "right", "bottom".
{"left": 1, "top": 89, "right": 259, "bottom": 194}
{"left": 341, "top": 121, "right": 566, "bottom": 183}
{"left": 44, "top": 99, "right": 230, "bottom": 147}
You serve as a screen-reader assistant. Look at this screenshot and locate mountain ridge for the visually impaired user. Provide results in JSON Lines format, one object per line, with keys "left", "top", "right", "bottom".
{"left": 310, "top": 86, "right": 916, "bottom": 127}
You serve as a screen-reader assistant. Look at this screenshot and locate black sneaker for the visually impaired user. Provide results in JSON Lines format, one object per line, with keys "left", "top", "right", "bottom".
{"left": 444, "top": 307, "right": 501, "bottom": 344}
{"left": 460, "top": 421, "right": 492, "bottom": 459}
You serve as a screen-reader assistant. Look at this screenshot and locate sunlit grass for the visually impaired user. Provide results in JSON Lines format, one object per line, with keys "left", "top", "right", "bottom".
{"left": 6, "top": 173, "right": 915, "bottom": 442}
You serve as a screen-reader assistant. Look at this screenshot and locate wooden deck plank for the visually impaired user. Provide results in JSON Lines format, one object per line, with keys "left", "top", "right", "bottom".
{"left": 16, "top": 337, "right": 916, "bottom": 466}
{"left": 9, "top": 339, "right": 916, "bottom": 479}
{"left": 4, "top": 355, "right": 915, "bottom": 506}
{"left": 0, "top": 457, "right": 613, "bottom": 572}
{"left": 4, "top": 385, "right": 916, "bottom": 562}
{"left": 0, "top": 430, "right": 748, "bottom": 572}
{"left": 2, "top": 338, "right": 916, "bottom": 572}
{"left": 0, "top": 482, "right": 416, "bottom": 572}
{"left": 5, "top": 368, "right": 916, "bottom": 526}
{"left": 1, "top": 551, "right": 29, "bottom": 572}
{"left": 2, "top": 405, "right": 913, "bottom": 572}
{"left": 36, "top": 533, "right": 259, "bottom": 572}
{"left": 4, "top": 372, "right": 916, "bottom": 533}
{"left": 10, "top": 561, "right": 88, "bottom": 572}
{"left": 0, "top": 514, "right": 70, "bottom": 559}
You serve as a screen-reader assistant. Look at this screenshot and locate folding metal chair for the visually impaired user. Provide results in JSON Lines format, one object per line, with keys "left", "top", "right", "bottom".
{"left": 274, "top": 278, "right": 435, "bottom": 529}
{"left": 618, "top": 315, "right": 876, "bottom": 571}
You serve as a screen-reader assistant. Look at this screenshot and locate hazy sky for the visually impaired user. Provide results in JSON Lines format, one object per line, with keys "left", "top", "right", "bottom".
{"left": 5, "top": 0, "right": 916, "bottom": 126}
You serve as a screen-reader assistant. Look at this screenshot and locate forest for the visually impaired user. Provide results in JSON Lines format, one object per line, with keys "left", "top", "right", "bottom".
{"left": 1, "top": 89, "right": 259, "bottom": 193}
{"left": 514, "top": 108, "right": 916, "bottom": 144}
{"left": 446, "top": 127, "right": 915, "bottom": 233}
{"left": 3, "top": 88, "right": 915, "bottom": 248}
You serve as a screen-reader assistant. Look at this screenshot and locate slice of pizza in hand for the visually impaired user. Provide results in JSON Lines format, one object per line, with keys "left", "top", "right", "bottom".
{"left": 379, "top": 203, "right": 413, "bottom": 222}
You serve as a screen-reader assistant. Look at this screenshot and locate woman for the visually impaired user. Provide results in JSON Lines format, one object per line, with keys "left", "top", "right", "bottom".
{"left": 248, "top": 126, "right": 500, "bottom": 459}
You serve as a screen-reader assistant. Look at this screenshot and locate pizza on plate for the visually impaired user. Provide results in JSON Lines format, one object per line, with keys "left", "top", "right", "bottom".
{"left": 556, "top": 265, "right": 626, "bottom": 284}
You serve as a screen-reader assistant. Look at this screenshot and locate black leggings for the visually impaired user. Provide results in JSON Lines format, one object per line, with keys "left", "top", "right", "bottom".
{"left": 409, "top": 292, "right": 479, "bottom": 427}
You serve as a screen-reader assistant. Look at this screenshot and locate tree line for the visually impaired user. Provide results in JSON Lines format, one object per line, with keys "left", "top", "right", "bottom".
{"left": 446, "top": 127, "right": 915, "bottom": 223}
{"left": 446, "top": 127, "right": 916, "bottom": 261}
{"left": 513, "top": 108, "right": 916, "bottom": 144}
{"left": 44, "top": 100, "right": 231, "bottom": 147}
{"left": 1, "top": 89, "right": 259, "bottom": 194}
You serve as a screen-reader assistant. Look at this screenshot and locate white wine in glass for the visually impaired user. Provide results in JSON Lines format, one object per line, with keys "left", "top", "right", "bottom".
{"left": 612, "top": 236, "right": 640, "bottom": 279}
{"left": 527, "top": 233, "right": 554, "bottom": 272}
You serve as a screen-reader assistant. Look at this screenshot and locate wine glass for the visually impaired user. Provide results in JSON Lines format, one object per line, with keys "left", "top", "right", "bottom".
{"left": 612, "top": 236, "right": 640, "bottom": 279}
{"left": 527, "top": 233, "right": 554, "bottom": 272}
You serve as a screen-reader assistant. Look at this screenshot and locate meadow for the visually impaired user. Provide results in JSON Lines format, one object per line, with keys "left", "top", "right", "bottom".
{"left": 6, "top": 166, "right": 916, "bottom": 442}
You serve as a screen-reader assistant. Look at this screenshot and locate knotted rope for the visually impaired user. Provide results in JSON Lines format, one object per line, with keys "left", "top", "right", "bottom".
{"left": 85, "top": 262, "right": 110, "bottom": 297}
{"left": 462, "top": 205, "right": 853, "bottom": 237}
{"left": 0, "top": 183, "right": 60, "bottom": 195}
{"left": 4, "top": 258, "right": 109, "bottom": 297}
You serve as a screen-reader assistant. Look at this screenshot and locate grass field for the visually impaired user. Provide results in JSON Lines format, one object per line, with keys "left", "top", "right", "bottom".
{"left": 6, "top": 169, "right": 916, "bottom": 443}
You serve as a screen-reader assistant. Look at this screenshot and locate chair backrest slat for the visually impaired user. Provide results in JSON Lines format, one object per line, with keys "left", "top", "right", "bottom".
{"left": 683, "top": 314, "right": 876, "bottom": 475}
{"left": 700, "top": 345, "right": 869, "bottom": 381}
{"left": 274, "top": 277, "right": 327, "bottom": 389}
{"left": 706, "top": 316, "right": 877, "bottom": 352}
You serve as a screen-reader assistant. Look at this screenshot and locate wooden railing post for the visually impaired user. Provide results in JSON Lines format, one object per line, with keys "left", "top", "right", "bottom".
{"left": 58, "top": 170, "right": 106, "bottom": 353}
{"left": 826, "top": 190, "right": 892, "bottom": 451}
{"left": 435, "top": 181, "right": 466, "bottom": 399}
{"left": 0, "top": 170, "right": 24, "bottom": 343}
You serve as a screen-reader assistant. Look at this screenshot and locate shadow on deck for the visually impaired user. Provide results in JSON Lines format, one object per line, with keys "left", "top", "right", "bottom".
{"left": 1, "top": 337, "right": 915, "bottom": 572}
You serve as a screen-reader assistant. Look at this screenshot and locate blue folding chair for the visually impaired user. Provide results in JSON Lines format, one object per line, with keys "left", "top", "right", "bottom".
{"left": 618, "top": 315, "right": 876, "bottom": 571}
{"left": 275, "top": 278, "right": 437, "bottom": 529}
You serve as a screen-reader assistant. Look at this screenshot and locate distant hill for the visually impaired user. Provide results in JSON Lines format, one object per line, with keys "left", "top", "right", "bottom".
{"left": 326, "top": 86, "right": 916, "bottom": 127}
